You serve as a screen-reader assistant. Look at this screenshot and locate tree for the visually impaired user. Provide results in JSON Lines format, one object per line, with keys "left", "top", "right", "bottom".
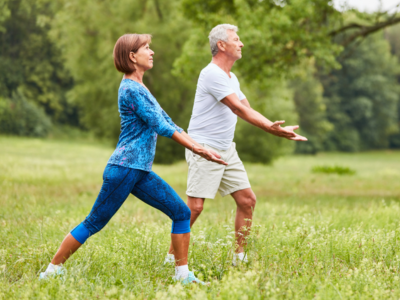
{"left": 0, "top": 0, "right": 75, "bottom": 127}
{"left": 321, "top": 33, "right": 400, "bottom": 151}
{"left": 291, "top": 63, "right": 333, "bottom": 154}
{"left": 176, "top": 0, "right": 343, "bottom": 82}
{"left": 385, "top": 23, "right": 400, "bottom": 148}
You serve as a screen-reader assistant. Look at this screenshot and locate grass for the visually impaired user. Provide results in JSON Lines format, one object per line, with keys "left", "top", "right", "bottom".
{"left": 1, "top": 136, "right": 400, "bottom": 299}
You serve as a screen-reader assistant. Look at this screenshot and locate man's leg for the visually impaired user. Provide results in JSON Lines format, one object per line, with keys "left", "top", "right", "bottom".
{"left": 187, "top": 196, "right": 206, "bottom": 227}
{"left": 231, "top": 188, "right": 256, "bottom": 253}
{"left": 168, "top": 196, "right": 205, "bottom": 254}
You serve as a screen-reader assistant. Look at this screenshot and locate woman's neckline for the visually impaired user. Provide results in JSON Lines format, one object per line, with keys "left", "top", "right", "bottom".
{"left": 123, "top": 78, "right": 154, "bottom": 97}
{"left": 123, "top": 78, "right": 151, "bottom": 92}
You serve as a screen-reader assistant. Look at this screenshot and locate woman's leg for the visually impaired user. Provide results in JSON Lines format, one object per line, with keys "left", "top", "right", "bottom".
{"left": 47, "top": 165, "right": 144, "bottom": 268}
{"left": 171, "top": 232, "right": 190, "bottom": 266}
{"left": 131, "top": 171, "right": 192, "bottom": 270}
{"left": 51, "top": 233, "right": 82, "bottom": 265}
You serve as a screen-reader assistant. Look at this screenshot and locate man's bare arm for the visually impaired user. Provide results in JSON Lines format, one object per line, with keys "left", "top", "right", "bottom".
{"left": 240, "top": 98, "right": 251, "bottom": 108}
{"left": 221, "top": 93, "right": 307, "bottom": 141}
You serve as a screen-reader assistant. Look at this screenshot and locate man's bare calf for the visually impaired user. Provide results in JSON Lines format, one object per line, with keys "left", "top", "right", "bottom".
{"left": 168, "top": 188, "right": 256, "bottom": 256}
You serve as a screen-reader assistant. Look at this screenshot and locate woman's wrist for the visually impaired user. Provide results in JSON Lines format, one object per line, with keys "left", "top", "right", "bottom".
{"left": 192, "top": 145, "right": 203, "bottom": 155}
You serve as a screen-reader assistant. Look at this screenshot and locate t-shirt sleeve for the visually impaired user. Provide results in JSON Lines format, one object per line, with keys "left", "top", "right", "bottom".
{"left": 125, "top": 88, "right": 176, "bottom": 138}
{"left": 239, "top": 90, "right": 246, "bottom": 101}
{"left": 231, "top": 73, "right": 246, "bottom": 101}
{"left": 205, "top": 70, "right": 236, "bottom": 101}
{"left": 161, "top": 110, "right": 183, "bottom": 133}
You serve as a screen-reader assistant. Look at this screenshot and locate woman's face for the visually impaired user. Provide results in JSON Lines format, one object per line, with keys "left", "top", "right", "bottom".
{"left": 131, "top": 43, "right": 154, "bottom": 72}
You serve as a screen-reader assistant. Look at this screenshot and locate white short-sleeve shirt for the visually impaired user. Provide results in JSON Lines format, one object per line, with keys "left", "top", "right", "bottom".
{"left": 187, "top": 63, "right": 246, "bottom": 150}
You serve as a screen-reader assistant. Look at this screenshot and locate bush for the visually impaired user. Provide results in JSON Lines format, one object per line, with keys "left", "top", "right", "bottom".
{"left": 0, "top": 94, "right": 52, "bottom": 137}
{"left": 311, "top": 165, "right": 356, "bottom": 175}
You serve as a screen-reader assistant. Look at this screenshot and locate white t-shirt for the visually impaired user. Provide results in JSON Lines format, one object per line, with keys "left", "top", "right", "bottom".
{"left": 187, "top": 63, "right": 246, "bottom": 150}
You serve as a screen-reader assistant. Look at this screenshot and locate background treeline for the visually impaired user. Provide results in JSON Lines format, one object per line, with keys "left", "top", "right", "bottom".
{"left": 0, "top": 0, "right": 400, "bottom": 163}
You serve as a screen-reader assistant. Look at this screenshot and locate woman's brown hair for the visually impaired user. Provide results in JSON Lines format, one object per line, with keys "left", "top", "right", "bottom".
{"left": 113, "top": 34, "right": 152, "bottom": 73}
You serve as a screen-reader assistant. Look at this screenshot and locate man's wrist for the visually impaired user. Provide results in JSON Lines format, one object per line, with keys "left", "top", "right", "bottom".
{"left": 263, "top": 121, "right": 274, "bottom": 134}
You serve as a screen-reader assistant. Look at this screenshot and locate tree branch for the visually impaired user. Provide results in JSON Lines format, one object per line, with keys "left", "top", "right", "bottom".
{"left": 341, "top": 16, "right": 400, "bottom": 46}
{"left": 329, "top": 16, "right": 400, "bottom": 47}
{"left": 329, "top": 23, "right": 363, "bottom": 36}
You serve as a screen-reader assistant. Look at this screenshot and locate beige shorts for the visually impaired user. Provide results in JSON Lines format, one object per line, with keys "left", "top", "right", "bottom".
{"left": 186, "top": 142, "right": 251, "bottom": 199}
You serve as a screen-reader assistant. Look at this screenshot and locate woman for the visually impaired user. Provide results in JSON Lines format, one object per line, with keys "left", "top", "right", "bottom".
{"left": 39, "top": 33, "right": 227, "bottom": 284}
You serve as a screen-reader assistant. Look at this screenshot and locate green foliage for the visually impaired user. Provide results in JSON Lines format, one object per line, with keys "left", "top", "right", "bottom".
{"left": 0, "top": 94, "right": 51, "bottom": 137}
{"left": 0, "top": 0, "right": 10, "bottom": 33}
{"left": 385, "top": 24, "right": 400, "bottom": 149}
{"left": 0, "top": 0, "right": 75, "bottom": 125}
{"left": 178, "top": 0, "right": 342, "bottom": 81}
{"left": 291, "top": 64, "right": 333, "bottom": 154}
{"left": 235, "top": 79, "right": 297, "bottom": 163}
{"left": 311, "top": 164, "right": 356, "bottom": 175}
{"left": 322, "top": 33, "right": 400, "bottom": 151}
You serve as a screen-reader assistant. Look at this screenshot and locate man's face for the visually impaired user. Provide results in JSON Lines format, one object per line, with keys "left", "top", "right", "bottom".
{"left": 223, "top": 30, "right": 244, "bottom": 60}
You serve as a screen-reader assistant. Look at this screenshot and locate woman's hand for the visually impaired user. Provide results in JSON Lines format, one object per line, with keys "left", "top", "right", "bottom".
{"left": 194, "top": 146, "right": 228, "bottom": 165}
{"left": 171, "top": 131, "right": 228, "bottom": 165}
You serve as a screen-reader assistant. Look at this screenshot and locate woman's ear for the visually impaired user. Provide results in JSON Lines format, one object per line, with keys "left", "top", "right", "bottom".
{"left": 129, "top": 52, "right": 137, "bottom": 64}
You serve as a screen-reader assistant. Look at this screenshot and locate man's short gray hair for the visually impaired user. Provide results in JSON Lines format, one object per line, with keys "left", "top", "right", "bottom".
{"left": 208, "top": 24, "right": 238, "bottom": 57}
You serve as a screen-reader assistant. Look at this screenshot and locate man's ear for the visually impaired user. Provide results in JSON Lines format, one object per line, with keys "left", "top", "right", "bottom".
{"left": 217, "top": 40, "right": 225, "bottom": 53}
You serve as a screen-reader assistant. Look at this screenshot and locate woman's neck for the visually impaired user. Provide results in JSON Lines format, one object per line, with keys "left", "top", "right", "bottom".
{"left": 124, "top": 68, "right": 145, "bottom": 83}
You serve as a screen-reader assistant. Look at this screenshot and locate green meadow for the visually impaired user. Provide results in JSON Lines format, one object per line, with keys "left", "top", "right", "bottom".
{"left": 1, "top": 136, "right": 400, "bottom": 299}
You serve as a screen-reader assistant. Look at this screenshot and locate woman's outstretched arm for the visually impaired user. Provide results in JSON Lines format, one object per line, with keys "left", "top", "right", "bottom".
{"left": 171, "top": 131, "right": 227, "bottom": 165}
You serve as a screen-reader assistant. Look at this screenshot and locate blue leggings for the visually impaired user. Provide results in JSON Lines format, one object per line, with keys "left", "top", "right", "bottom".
{"left": 70, "top": 164, "right": 191, "bottom": 244}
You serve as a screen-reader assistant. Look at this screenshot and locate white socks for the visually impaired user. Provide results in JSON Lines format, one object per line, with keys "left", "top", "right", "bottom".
{"left": 232, "top": 252, "right": 248, "bottom": 266}
{"left": 45, "top": 263, "right": 57, "bottom": 273}
{"left": 175, "top": 265, "right": 189, "bottom": 280}
{"left": 166, "top": 253, "right": 189, "bottom": 280}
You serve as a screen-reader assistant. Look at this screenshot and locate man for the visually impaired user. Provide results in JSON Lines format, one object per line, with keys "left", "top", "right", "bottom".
{"left": 166, "top": 24, "right": 307, "bottom": 265}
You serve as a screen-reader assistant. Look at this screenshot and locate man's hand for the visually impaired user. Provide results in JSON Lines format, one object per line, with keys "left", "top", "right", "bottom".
{"left": 221, "top": 94, "right": 307, "bottom": 142}
{"left": 269, "top": 121, "right": 307, "bottom": 141}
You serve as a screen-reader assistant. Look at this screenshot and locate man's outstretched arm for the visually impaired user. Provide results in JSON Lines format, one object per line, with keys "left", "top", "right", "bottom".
{"left": 240, "top": 98, "right": 251, "bottom": 108}
{"left": 221, "top": 93, "right": 307, "bottom": 141}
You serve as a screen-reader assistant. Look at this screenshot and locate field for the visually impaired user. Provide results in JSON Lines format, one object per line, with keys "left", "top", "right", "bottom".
{"left": 1, "top": 136, "right": 400, "bottom": 299}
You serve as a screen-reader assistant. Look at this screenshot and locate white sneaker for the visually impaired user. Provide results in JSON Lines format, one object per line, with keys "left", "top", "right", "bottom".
{"left": 173, "top": 271, "right": 208, "bottom": 285}
{"left": 164, "top": 253, "right": 175, "bottom": 264}
{"left": 232, "top": 252, "right": 248, "bottom": 266}
{"left": 39, "top": 265, "right": 66, "bottom": 280}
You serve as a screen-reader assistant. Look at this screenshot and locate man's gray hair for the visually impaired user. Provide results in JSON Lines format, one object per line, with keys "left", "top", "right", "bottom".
{"left": 208, "top": 24, "right": 238, "bottom": 57}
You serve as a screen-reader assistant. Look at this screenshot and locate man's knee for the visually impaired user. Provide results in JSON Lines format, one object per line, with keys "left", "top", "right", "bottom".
{"left": 189, "top": 202, "right": 204, "bottom": 216}
{"left": 187, "top": 197, "right": 204, "bottom": 216}
{"left": 238, "top": 193, "right": 257, "bottom": 211}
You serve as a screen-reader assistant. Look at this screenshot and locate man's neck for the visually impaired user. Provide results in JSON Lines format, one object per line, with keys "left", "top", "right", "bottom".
{"left": 211, "top": 55, "right": 236, "bottom": 77}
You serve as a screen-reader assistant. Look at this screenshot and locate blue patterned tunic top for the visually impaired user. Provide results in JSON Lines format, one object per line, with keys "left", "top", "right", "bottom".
{"left": 108, "top": 79, "right": 183, "bottom": 171}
